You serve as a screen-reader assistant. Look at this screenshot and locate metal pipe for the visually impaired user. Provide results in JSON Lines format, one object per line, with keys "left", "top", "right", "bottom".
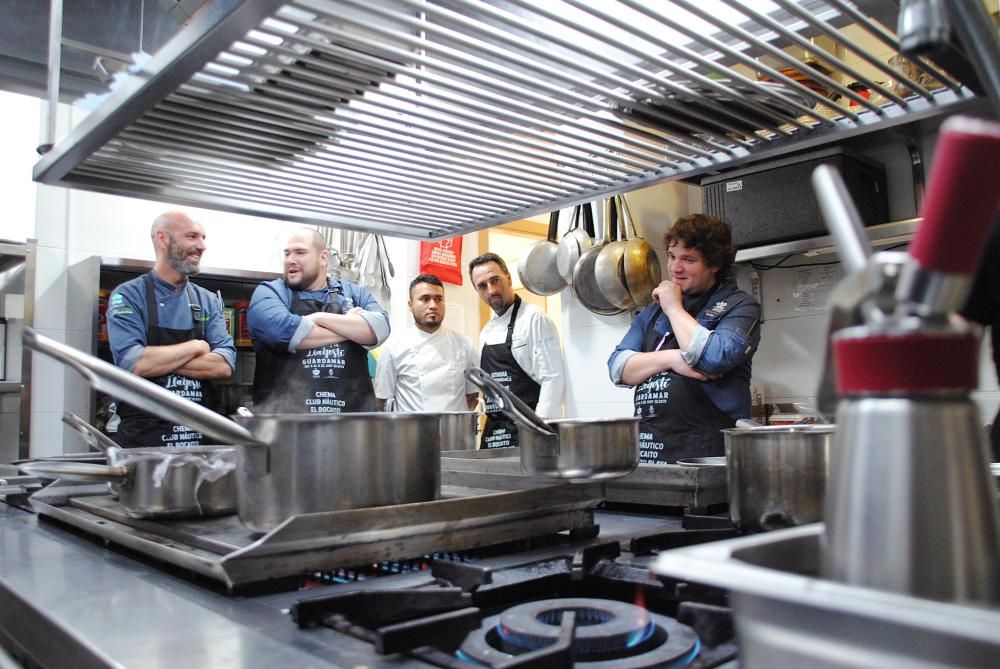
{"left": 41, "top": 0, "right": 63, "bottom": 153}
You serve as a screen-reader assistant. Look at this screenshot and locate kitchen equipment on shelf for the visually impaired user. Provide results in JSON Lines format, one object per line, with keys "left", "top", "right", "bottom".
{"left": 724, "top": 424, "right": 833, "bottom": 533}
{"left": 23, "top": 328, "right": 442, "bottom": 534}
{"left": 556, "top": 202, "right": 595, "bottom": 284}
{"left": 466, "top": 367, "right": 639, "bottom": 481}
{"left": 518, "top": 209, "right": 567, "bottom": 296}
{"left": 816, "top": 116, "right": 1000, "bottom": 604}
{"left": 573, "top": 198, "right": 626, "bottom": 316}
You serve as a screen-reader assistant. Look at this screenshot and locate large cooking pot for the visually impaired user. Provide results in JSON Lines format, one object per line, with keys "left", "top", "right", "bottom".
{"left": 23, "top": 328, "right": 442, "bottom": 534}
{"left": 724, "top": 424, "right": 834, "bottom": 532}
{"left": 438, "top": 411, "right": 478, "bottom": 451}
{"left": 466, "top": 367, "right": 638, "bottom": 480}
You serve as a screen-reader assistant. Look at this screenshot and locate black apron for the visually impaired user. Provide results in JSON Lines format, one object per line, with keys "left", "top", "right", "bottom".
{"left": 252, "top": 279, "right": 375, "bottom": 414}
{"left": 116, "top": 273, "right": 213, "bottom": 449}
{"left": 480, "top": 296, "right": 541, "bottom": 449}
{"left": 633, "top": 290, "right": 735, "bottom": 464}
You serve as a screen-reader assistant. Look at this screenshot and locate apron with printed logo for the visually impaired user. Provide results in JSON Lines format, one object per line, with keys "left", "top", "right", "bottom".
{"left": 252, "top": 279, "right": 375, "bottom": 414}
{"left": 480, "top": 296, "right": 541, "bottom": 449}
{"left": 116, "top": 273, "right": 213, "bottom": 448}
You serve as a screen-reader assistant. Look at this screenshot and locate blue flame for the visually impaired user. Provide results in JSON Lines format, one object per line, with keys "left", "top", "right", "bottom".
{"left": 624, "top": 619, "right": 656, "bottom": 648}
{"left": 665, "top": 635, "right": 702, "bottom": 668}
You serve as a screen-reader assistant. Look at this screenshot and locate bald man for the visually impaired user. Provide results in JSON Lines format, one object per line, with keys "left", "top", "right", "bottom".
{"left": 247, "top": 228, "right": 389, "bottom": 413}
{"left": 106, "top": 211, "right": 236, "bottom": 448}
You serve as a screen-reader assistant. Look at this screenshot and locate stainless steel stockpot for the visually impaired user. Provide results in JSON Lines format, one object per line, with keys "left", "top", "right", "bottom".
{"left": 438, "top": 411, "right": 479, "bottom": 451}
{"left": 723, "top": 424, "right": 834, "bottom": 533}
{"left": 230, "top": 412, "right": 441, "bottom": 533}
{"left": 24, "top": 329, "right": 442, "bottom": 534}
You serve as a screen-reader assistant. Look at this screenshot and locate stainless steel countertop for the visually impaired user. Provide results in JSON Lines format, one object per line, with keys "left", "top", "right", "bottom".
{"left": 0, "top": 501, "right": 683, "bottom": 668}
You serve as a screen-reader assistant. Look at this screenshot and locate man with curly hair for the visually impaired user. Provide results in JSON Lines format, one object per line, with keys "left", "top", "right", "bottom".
{"left": 608, "top": 215, "right": 761, "bottom": 464}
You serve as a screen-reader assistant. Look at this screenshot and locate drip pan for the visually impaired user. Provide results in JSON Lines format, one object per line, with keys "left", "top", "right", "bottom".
{"left": 651, "top": 524, "right": 1000, "bottom": 668}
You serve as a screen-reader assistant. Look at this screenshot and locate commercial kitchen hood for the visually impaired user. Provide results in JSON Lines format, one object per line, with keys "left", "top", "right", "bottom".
{"left": 31, "top": 0, "right": 998, "bottom": 239}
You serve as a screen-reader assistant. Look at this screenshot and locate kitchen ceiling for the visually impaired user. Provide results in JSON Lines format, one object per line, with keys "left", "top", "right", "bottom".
{"left": 30, "top": 0, "right": 995, "bottom": 239}
{"left": 1, "top": 0, "right": 208, "bottom": 101}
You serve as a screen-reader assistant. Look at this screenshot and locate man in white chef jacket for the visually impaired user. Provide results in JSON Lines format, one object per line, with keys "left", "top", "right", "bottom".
{"left": 374, "top": 274, "right": 479, "bottom": 412}
{"left": 469, "top": 253, "right": 565, "bottom": 449}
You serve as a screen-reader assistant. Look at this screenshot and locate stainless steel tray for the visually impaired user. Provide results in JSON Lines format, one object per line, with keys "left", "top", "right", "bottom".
{"left": 29, "top": 480, "right": 603, "bottom": 593}
{"left": 652, "top": 524, "right": 1000, "bottom": 668}
{"left": 442, "top": 448, "right": 727, "bottom": 511}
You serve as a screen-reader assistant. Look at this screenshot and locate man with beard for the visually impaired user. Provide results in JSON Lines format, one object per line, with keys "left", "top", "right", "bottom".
{"left": 607, "top": 214, "right": 761, "bottom": 464}
{"left": 106, "top": 211, "right": 236, "bottom": 448}
{"left": 469, "top": 253, "right": 565, "bottom": 449}
{"left": 247, "top": 228, "right": 389, "bottom": 413}
{"left": 374, "top": 274, "right": 478, "bottom": 412}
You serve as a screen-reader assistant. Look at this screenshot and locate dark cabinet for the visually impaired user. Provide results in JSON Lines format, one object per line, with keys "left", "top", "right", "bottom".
{"left": 90, "top": 258, "right": 278, "bottom": 428}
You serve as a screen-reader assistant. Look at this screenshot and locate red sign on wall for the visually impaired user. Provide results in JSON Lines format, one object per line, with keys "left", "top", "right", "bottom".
{"left": 418, "top": 236, "right": 463, "bottom": 285}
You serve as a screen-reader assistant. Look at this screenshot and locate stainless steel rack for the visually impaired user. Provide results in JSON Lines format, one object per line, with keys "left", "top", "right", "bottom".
{"left": 32, "top": 1, "right": 997, "bottom": 239}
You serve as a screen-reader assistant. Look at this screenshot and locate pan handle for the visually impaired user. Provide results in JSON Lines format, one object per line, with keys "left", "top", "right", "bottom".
{"left": 23, "top": 328, "right": 265, "bottom": 447}
{"left": 465, "top": 367, "right": 555, "bottom": 436}
{"left": 19, "top": 461, "right": 128, "bottom": 484}
{"left": 62, "top": 412, "right": 122, "bottom": 457}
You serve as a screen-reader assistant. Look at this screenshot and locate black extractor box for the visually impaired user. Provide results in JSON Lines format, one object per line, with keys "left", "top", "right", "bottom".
{"left": 701, "top": 147, "right": 888, "bottom": 248}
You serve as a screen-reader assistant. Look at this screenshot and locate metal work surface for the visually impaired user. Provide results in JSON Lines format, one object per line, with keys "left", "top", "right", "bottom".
{"left": 652, "top": 524, "right": 1000, "bottom": 667}
{"left": 0, "top": 495, "right": 682, "bottom": 668}
{"left": 27, "top": 480, "right": 603, "bottom": 592}
{"left": 32, "top": 0, "right": 992, "bottom": 238}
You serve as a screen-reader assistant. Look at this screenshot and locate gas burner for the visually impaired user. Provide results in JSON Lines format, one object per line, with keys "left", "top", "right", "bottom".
{"left": 458, "top": 597, "right": 699, "bottom": 668}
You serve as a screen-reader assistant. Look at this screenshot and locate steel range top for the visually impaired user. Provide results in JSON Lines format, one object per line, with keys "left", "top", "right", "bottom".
{"left": 1, "top": 480, "right": 740, "bottom": 668}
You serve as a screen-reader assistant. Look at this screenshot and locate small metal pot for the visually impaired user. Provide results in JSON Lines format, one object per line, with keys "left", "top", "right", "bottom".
{"left": 439, "top": 411, "right": 479, "bottom": 451}
{"left": 724, "top": 424, "right": 834, "bottom": 533}
{"left": 466, "top": 367, "right": 639, "bottom": 481}
{"left": 20, "top": 446, "right": 238, "bottom": 519}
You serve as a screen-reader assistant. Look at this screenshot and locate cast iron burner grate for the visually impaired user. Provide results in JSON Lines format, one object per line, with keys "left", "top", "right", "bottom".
{"left": 292, "top": 542, "right": 736, "bottom": 668}
{"left": 459, "top": 597, "right": 700, "bottom": 668}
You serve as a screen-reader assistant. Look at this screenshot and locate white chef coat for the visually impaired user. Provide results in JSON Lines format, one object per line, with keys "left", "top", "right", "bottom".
{"left": 478, "top": 299, "right": 565, "bottom": 418}
{"left": 374, "top": 325, "right": 478, "bottom": 412}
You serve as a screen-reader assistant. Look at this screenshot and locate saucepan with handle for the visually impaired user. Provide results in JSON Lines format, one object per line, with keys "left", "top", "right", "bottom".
{"left": 23, "top": 328, "right": 442, "bottom": 534}
{"left": 21, "top": 412, "right": 238, "bottom": 519}
{"left": 466, "top": 367, "right": 639, "bottom": 481}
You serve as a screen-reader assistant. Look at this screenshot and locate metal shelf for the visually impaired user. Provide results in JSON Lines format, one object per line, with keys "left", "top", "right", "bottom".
{"left": 0, "top": 382, "right": 23, "bottom": 395}
{"left": 99, "top": 257, "right": 279, "bottom": 283}
{"left": 735, "top": 218, "right": 917, "bottom": 263}
{"left": 31, "top": 1, "right": 997, "bottom": 239}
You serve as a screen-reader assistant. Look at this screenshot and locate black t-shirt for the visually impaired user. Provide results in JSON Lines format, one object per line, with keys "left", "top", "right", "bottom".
{"left": 961, "top": 215, "right": 1000, "bottom": 376}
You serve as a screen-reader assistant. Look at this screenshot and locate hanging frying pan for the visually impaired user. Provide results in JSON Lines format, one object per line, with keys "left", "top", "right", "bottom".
{"left": 556, "top": 202, "right": 595, "bottom": 284}
{"left": 594, "top": 195, "right": 634, "bottom": 310}
{"left": 572, "top": 198, "right": 626, "bottom": 316}
{"left": 517, "top": 209, "right": 567, "bottom": 296}
{"left": 620, "top": 195, "right": 661, "bottom": 306}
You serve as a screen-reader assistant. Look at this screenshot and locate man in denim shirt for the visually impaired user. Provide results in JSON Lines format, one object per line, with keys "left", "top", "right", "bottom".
{"left": 608, "top": 215, "right": 761, "bottom": 464}
{"left": 247, "top": 228, "right": 389, "bottom": 413}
